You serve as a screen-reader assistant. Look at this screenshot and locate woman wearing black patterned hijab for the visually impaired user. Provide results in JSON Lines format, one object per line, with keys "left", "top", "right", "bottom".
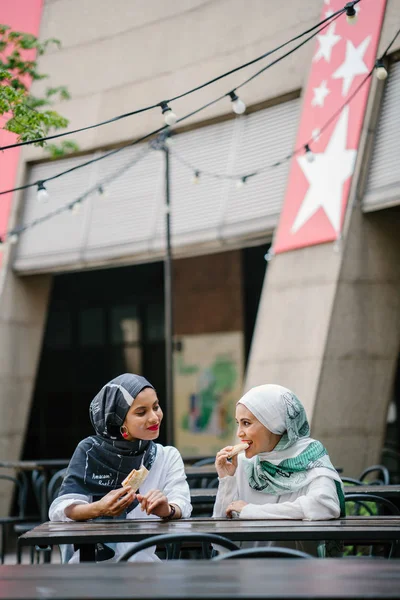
{"left": 50, "top": 373, "right": 192, "bottom": 563}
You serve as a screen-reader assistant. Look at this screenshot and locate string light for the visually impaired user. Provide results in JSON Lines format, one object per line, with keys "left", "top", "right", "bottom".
{"left": 160, "top": 102, "right": 177, "bottom": 126}
{"left": 192, "top": 171, "right": 200, "bottom": 184}
{"left": 69, "top": 201, "right": 82, "bottom": 215}
{"left": 229, "top": 91, "right": 246, "bottom": 115}
{"left": 0, "top": 6, "right": 365, "bottom": 199}
{"left": 0, "top": 4, "right": 353, "bottom": 153}
{"left": 236, "top": 176, "right": 248, "bottom": 189}
{"left": 375, "top": 59, "right": 388, "bottom": 80}
{"left": 37, "top": 181, "right": 49, "bottom": 203}
{"left": 264, "top": 248, "right": 275, "bottom": 262}
{"left": 9, "top": 233, "right": 19, "bottom": 245}
{"left": 305, "top": 144, "right": 315, "bottom": 163}
{"left": 4, "top": 14, "right": 398, "bottom": 244}
{"left": 345, "top": 2, "right": 358, "bottom": 24}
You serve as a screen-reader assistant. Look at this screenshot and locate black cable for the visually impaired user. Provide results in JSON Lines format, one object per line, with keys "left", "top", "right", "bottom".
{"left": 0, "top": 2, "right": 357, "bottom": 152}
{"left": 2, "top": 146, "right": 151, "bottom": 240}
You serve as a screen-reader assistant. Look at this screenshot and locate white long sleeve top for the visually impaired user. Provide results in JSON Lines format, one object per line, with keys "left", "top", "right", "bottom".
{"left": 213, "top": 454, "right": 341, "bottom": 520}
{"left": 49, "top": 444, "right": 192, "bottom": 562}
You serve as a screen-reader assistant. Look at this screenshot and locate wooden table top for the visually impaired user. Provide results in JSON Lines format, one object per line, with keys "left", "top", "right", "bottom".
{"left": 1, "top": 559, "right": 400, "bottom": 599}
{"left": 19, "top": 516, "right": 400, "bottom": 547}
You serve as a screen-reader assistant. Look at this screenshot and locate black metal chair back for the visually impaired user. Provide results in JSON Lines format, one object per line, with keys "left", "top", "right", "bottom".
{"left": 359, "top": 465, "right": 390, "bottom": 485}
{"left": 345, "top": 493, "right": 399, "bottom": 558}
{"left": 341, "top": 477, "right": 363, "bottom": 486}
{"left": 0, "top": 474, "right": 27, "bottom": 519}
{"left": 117, "top": 532, "right": 239, "bottom": 562}
{"left": 212, "top": 547, "right": 313, "bottom": 560}
{"left": 47, "top": 468, "right": 68, "bottom": 504}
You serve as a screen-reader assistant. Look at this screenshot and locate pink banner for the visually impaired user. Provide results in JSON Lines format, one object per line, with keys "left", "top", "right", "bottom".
{"left": 274, "top": 0, "right": 387, "bottom": 254}
{"left": 0, "top": 0, "right": 44, "bottom": 269}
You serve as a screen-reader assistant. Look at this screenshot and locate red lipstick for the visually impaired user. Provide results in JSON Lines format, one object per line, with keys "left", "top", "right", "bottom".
{"left": 148, "top": 424, "right": 159, "bottom": 431}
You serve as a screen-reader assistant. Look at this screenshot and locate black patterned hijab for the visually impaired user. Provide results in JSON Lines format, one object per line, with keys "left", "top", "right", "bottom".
{"left": 58, "top": 374, "right": 158, "bottom": 505}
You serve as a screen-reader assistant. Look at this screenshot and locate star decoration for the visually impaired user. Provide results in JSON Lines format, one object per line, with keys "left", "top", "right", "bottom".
{"left": 332, "top": 36, "right": 371, "bottom": 96}
{"left": 325, "top": 10, "right": 334, "bottom": 18}
{"left": 324, "top": 0, "right": 330, "bottom": 4}
{"left": 311, "top": 80, "right": 330, "bottom": 107}
{"left": 313, "top": 23, "right": 341, "bottom": 63}
{"left": 291, "top": 106, "right": 356, "bottom": 234}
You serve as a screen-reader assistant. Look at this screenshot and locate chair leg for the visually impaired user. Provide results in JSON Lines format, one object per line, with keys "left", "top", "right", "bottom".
{"left": 1, "top": 525, "right": 5, "bottom": 564}
{"left": 16, "top": 541, "right": 22, "bottom": 565}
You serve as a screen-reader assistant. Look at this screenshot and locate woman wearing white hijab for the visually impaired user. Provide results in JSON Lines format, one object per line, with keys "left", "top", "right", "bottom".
{"left": 213, "top": 384, "right": 344, "bottom": 521}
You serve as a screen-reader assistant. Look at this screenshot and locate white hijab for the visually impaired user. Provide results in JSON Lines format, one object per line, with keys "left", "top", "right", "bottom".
{"left": 237, "top": 384, "right": 343, "bottom": 498}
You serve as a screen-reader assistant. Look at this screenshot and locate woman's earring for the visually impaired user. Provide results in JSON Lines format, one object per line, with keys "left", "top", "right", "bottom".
{"left": 120, "top": 425, "right": 129, "bottom": 439}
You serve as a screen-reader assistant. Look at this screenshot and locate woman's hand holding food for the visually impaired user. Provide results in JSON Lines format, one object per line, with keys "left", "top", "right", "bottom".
{"left": 136, "top": 489, "right": 180, "bottom": 518}
{"left": 215, "top": 446, "right": 238, "bottom": 478}
{"left": 96, "top": 487, "right": 136, "bottom": 517}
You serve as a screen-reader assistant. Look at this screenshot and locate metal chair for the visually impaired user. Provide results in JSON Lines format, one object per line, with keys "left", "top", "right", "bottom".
{"left": 359, "top": 465, "right": 390, "bottom": 486}
{"left": 212, "top": 547, "right": 313, "bottom": 560}
{"left": 116, "top": 533, "right": 239, "bottom": 561}
{"left": 0, "top": 474, "right": 27, "bottom": 564}
{"left": 47, "top": 468, "right": 67, "bottom": 504}
{"left": 345, "top": 493, "right": 400, "bottom": 558}
{"left": 341, "top": 477, "right": 363, "bottom": 486}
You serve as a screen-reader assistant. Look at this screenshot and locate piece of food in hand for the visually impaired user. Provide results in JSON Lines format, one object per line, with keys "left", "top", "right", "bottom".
{"left": 227, "top": 442, "right": 249, "bottom": 459}
{"left": 121, "top": 465, "right": 149, "bottom": 492}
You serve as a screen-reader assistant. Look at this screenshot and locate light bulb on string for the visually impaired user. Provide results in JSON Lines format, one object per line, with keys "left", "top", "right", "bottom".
{"left": 98, "top": 185, "right": 108, "bottom": 198}
{"left": 229, "top": 91, "right": 246, "bottom": 115}
{"left": 160, "top": 101, "right": 177, "bottom": 126}
{"left": 192, "top": 170, "right": 200, "bottom": 184}
{"left": 70, "top": 201, "right": 82, "bottom": 215}
{"left": 9, "top": 232, "right": 19, "bottom": 245}
{"left": 236, "top": 176, "right": 247, "bottom": 189}
{"left": 37, "top": 181, "right": 49, "bottom": 202}
{"left": 305, "top": 144, "right": 315, "bottom": 163}
{"left": 375, "top": 59, "right": 388, "bottom": 80}
{"left": 264, "top": 248, "right": 275, "bottom": 262}
{"left": 345, "top": 2, "right": 358, "bottom": 24}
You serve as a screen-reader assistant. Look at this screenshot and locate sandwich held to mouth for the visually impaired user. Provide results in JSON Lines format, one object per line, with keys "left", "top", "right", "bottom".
{"left": 227, "top": 442, "right": 249, "bottom": 459}
{"left": 122, "top": 465, "right": 149, "bottom": 492}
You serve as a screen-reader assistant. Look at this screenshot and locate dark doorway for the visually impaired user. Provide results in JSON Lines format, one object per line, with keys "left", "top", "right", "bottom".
{"left": 23, "top": 261, "right": 166, "bottom": 461}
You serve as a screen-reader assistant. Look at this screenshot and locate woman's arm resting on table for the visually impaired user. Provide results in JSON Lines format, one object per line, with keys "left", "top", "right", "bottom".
{"left": 213, "top": 475, "right": 240, "bottom": 517}
{"left": 238, "top": 477, "right": 341, "bottom": 520}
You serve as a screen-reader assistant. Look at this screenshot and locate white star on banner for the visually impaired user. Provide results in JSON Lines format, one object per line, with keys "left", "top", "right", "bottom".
{"left": 311, "top": 80, "right": 330, "bottom": 107}
{"left": 324, "top": 0, "right": 330, "bottom": 4}
{"left": 313, "top": 23, "right": 341, "bottom": 63}
{"left": 332, "top": 36, "right": 371, "bottom": 96}
{"left": 291, "top": 106, "right": 356, "bottom": 234}
{"left": 325, "top": 10, "right": 334, "bottom": 18}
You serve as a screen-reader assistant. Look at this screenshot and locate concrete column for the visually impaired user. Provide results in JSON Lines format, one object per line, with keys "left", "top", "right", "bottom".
{"left": 0, "top": 265, "right": 51, "bottom": 514}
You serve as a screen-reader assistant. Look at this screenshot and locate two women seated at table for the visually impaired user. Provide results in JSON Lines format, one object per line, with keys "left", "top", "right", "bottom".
{"left": 50, "top": 373, "right": 343, "bottom": 562}
{"left": 213, "top": 384, "right": 344, "bottom": 521}
{"left": 49, "top": 373, "right": 192, "bottom": 562}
